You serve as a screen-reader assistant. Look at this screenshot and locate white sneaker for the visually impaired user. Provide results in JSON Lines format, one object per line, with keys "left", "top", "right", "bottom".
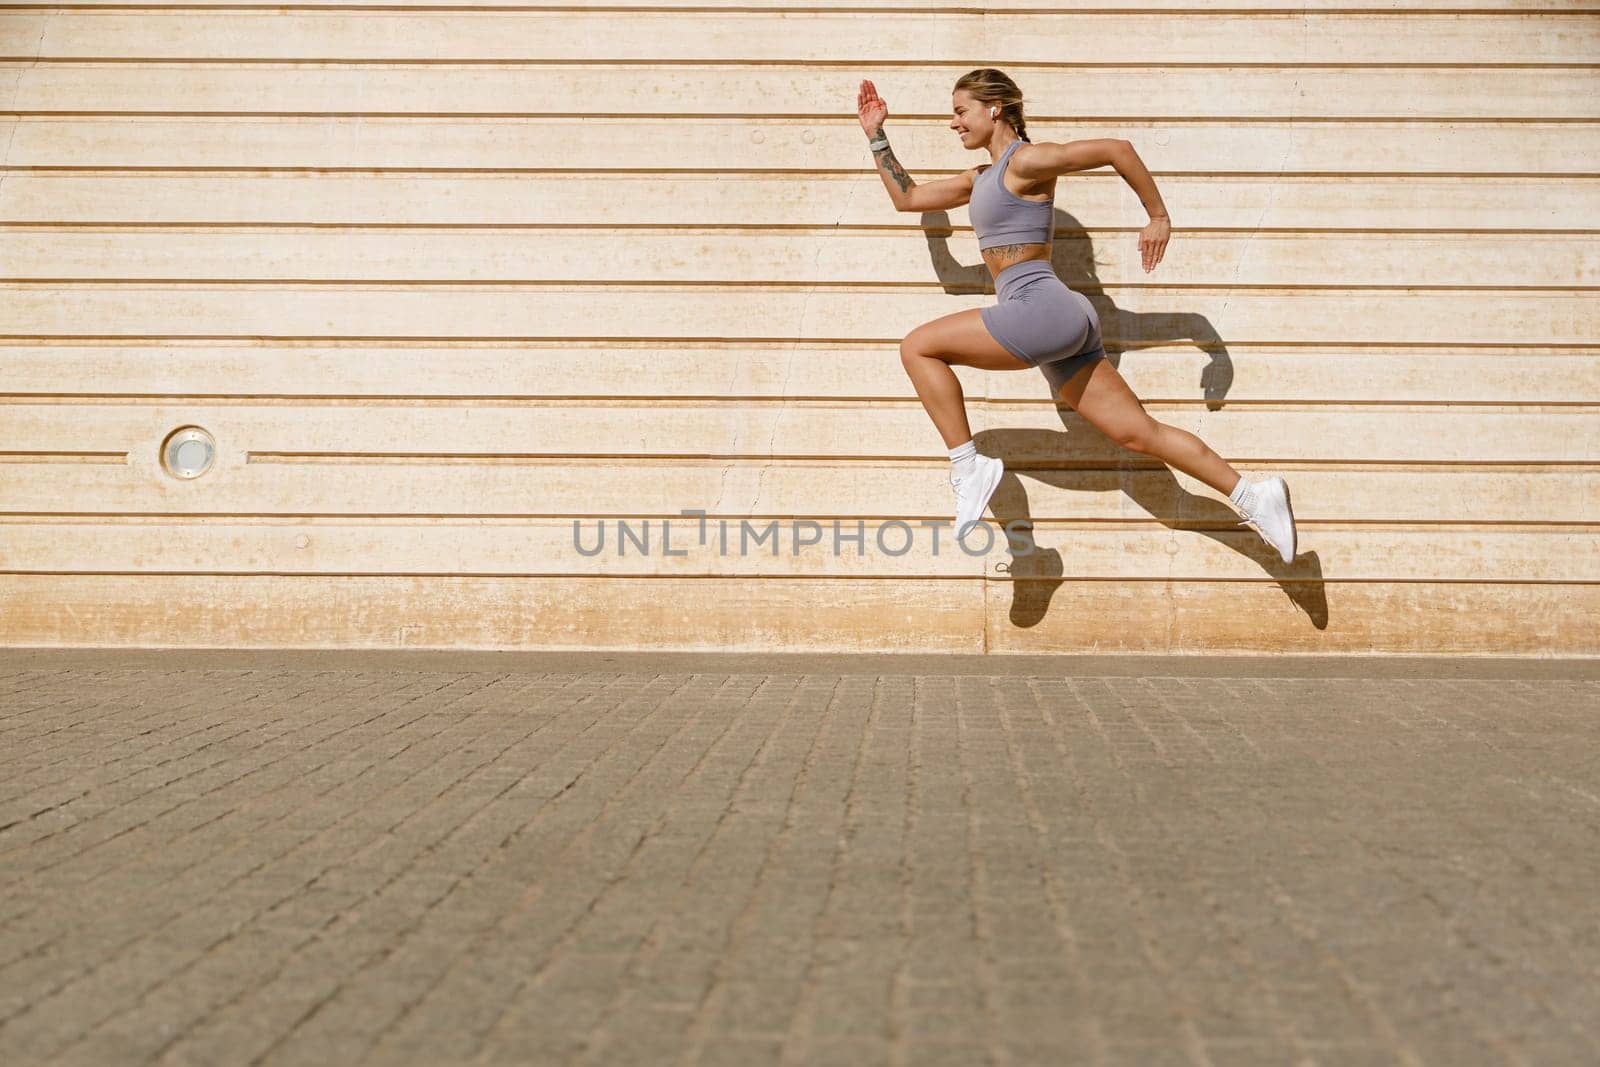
{"left": 952, "top": 454, "right": 1004, "bottom": 537}
{"left": 1238, "top": 475, "right": 1297, "bottom": 564}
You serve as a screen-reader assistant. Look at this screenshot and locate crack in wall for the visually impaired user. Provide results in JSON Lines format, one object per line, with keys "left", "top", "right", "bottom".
{"left": 1212, "top": 9, "right": 1310, "bottom": 340}
{"left": 749, "top": 165, "right": 859, "bottom": 523}
{"left": 0, "top": 14, "right": 49, "bottom": 210}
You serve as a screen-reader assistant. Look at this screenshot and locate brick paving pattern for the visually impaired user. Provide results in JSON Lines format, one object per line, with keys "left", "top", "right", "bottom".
{"left": 0, "top": 650, "right": 1595, "bottom": 1066}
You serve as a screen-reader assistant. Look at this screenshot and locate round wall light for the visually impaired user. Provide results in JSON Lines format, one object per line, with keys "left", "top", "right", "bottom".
{"left": 160, "top": 426, "right": 216, "bottom": 479}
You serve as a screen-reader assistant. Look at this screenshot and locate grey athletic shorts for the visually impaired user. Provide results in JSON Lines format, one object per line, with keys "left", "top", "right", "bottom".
{"left": 980, "top": 259, "right": 1106, "bottom": 395}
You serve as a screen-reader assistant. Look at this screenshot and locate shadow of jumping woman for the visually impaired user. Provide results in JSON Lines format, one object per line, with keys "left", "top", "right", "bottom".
{"left": 918, "top": 206, "right": 1329, "bottom": 632}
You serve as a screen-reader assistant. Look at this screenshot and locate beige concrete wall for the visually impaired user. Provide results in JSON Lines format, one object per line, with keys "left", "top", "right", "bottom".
{"left": 1, "top": 6, "right": 1596, "bottom": 654}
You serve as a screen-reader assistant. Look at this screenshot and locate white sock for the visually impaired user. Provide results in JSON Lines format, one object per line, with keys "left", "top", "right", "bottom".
{"left": 1229, "top": 476, "right": 1258, "bottom": 515}
{"left": 949, "top": 439, "right": 977, "bottom": 479}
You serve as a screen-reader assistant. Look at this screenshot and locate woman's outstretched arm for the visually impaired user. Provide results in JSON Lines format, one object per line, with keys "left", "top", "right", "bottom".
{"left": 1106, "top": 140, "right": 1170, "bottom": 223}
{"left": 1011, "top": 138, "right": 1167, "bottom": 221}
{"left": 1107, "top": 141, "right": 1172, "bottom": 272}
{"left": 1010, "top": 138, "right": 1171, "bottom": 270}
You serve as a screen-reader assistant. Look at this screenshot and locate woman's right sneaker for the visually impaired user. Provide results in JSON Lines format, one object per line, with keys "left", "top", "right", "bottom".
{"left": 1237, "top": 475, "right": 1297, "bottom": 564}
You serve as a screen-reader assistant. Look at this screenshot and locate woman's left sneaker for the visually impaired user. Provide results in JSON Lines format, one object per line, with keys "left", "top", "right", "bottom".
{"left": 1237, "top": 475, "right": 1297, "bottom": 564}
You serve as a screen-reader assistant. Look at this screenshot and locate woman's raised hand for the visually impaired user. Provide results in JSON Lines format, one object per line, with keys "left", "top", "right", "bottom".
{"left": 857, "top": 80, "right": 889, "bottom": 136}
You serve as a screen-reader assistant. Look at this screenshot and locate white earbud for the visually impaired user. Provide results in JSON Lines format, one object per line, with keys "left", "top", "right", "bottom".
{"left": 989, "top": 107, "right": 997, "bottom": 118}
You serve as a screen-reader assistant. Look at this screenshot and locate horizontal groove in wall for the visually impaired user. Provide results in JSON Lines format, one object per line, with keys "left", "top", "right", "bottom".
{"left": 12, "top": 112, "right": 1600, "bottom": 124}
{"left": 3, "top": 339, "right": 1591, "bottom": 351}
{"left": 11, "top": 5, "right": 1600, "bottom": 11}
{"left": 0, "top": 13, "right": 1593, "bottom": 18}
{"left": 6, "top": 223, "right": 1600, "bottom": 237}
{"left": 3, "top": 280, "right": 1596, "bottom": 294}
{"left": 4, "top": 281, "right": 1590, "bottom": 294}
{"left": 0, "top": 570, "right": 1589, "bottom": 586}
{"left": 6, "top": 171, "right": 1597, "bottom": 188}
{"left": 6, "top": 224, "right": 1600, "bottom": 237}
{"left": 9, "top": 398, "right": 1600, "bottom": 412}
{"left": 4, "top": 335, "right": 1585, "bottom": 346}
{"left": 2, "top": 515, "right": 1594, "bottom": 530}
{"left": 235, "top": 455, "right": 1600, "bottom": 470}
{"left": 8, "top": 167, "right": 1598, "bottom": 179}
{"left": 6, "top": 59, "right": 1600, "bottom": 69}
{"left": 8, "top": 114, "right": 1600, "bottom": 127}
{"left": 0, "top": 452, "right": 129, "bottom": 463}
{"left": 5, "top": 57, "right": 1588, "bottom": 66}
{"left": 3, "top": 396, "right": 1596, "bottom": 412}
{"left": 4, "top": 10, "right": 1598, "bottom": 21}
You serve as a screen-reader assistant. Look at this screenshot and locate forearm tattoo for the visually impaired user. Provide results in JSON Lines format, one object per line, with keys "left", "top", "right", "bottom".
{"left": 869, "top": 125, "right": 913, "bottom": 194}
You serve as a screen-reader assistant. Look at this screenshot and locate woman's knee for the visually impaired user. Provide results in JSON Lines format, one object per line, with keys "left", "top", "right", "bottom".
{"left": 1112, "top": 416, "right": 1160, "bottom": 453}
{"left": 899, "top": 331, "right": 927, "bottom": 363}
{"left": 902, "top": 331, "right": 949, "bottom": 374}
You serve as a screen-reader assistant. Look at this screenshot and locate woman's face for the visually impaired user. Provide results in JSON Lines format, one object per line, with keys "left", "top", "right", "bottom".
{"left": 950, "top": 91, "right": 991, "bottom": 147}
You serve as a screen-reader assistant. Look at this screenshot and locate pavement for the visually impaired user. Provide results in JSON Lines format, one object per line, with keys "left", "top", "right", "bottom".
{"left": 0, "top": 648, "right": 1596, "bottom": 1066}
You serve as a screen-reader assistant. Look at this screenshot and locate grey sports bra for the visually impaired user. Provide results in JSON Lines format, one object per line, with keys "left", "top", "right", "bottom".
{"left": 969, "top": 139, "right": 1054, "bottom": 250}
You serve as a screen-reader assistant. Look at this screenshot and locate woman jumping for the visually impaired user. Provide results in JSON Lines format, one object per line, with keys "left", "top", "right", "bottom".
{"left": 858, "top": 70, "right": 1297, "bottom": 564}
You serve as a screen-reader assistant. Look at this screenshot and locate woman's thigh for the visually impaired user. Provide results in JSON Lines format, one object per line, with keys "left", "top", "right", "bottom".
{"left": 1059, "top": 357, "right": 1158, "bottom": 444}
{"left": 902, "top": 307, "right": 1034, "bottom": 372}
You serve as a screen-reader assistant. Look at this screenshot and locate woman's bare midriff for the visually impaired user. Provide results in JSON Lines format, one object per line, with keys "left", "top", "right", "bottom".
{"left": 983, "top": 243, "right": 1051, "bottom": 282}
